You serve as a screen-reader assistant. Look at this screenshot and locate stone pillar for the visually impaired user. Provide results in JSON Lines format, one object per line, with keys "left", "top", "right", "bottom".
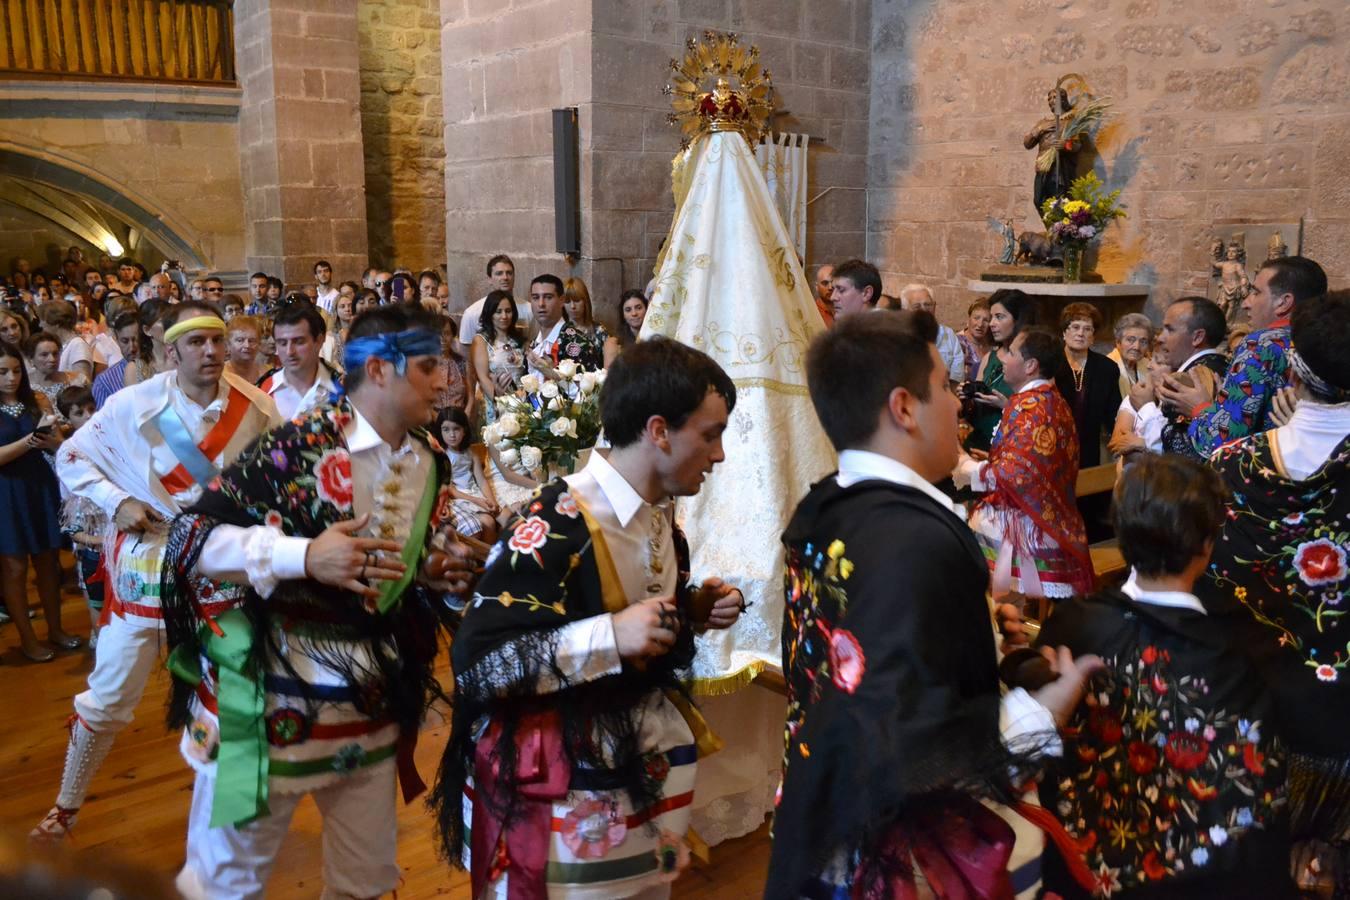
{"left": 234, "top": 0, "right": 369, "bottom": 284}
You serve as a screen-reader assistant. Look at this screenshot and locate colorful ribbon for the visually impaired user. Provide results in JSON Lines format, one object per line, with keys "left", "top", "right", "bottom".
{"left": 343, "top": 328, "right": 441, "bottom": 377}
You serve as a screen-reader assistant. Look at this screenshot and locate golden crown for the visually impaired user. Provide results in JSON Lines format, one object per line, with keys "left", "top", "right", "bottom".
{"left": 664, "top": 31, "right": 775, "bottom": 148}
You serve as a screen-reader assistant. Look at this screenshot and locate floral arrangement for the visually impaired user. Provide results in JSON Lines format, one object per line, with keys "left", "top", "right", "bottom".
{"left": 482, "top": 358, "right": 604, "bottom": 477}
{"left": 1040, "top": 172, "right": 1126, "bottom": 248}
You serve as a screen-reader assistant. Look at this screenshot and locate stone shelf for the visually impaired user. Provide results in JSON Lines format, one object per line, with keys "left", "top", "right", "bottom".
{"left": 966, "top": 280, "right": 1151, "bottom": 298}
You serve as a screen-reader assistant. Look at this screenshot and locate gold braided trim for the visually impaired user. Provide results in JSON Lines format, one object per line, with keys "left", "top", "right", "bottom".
{"left": 730, "top": 377, "right": 810, "bottom": 397}
{"left": 689, "top": 659, "right": 773, "bottom": 696}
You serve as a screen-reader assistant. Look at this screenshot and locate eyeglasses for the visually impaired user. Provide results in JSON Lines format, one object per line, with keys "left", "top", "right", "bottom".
{"left": 204, "top": 287, "right": 224, "bottom": 293}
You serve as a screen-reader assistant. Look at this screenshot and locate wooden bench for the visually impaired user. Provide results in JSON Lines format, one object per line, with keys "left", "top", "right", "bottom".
{"left": 1075, "top": 463, "right": 1127, "bottom": 588}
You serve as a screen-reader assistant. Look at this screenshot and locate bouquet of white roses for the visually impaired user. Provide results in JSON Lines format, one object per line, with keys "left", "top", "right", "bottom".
{"left": 482, "top": 359, "right": 604, "bottom": 477}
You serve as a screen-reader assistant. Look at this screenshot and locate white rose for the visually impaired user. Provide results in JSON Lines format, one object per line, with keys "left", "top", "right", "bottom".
{"left": 578, "top": 372, "right": 598, "bottom": 394}
{"left": 482, "top": 424, "right": 502, "bottom": 446}
{"left": 499, "top": 447, "right": 520, "bottom": 466}
{"left": 497, "top": 413, "right": 521, "bottom": 438}
{"left": 556, "top": 359, "right": 577, "bottom": 379}
{"left": 593, "top": 368, "right": 607, "bottom": 385}
{"left": 549, "top": 417, "right": 572, "bottom": 437}
{"left": 547, "top": 397, "right": 563, "bottom": 411}
{"left": 540, "top": 380, "right": 560, "bottom": 399}
{"left": 520, "top": 445, "right": 543, "bottom": 471}
{"left": 519, "top": 373, "right": 542, "bottom": 394}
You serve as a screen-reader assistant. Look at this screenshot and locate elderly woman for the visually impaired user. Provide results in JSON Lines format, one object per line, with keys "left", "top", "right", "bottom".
{"left": 956, "top": 298, "right": 993, "bottom": 385}
{"left": 1107, "top": 311, "right": 1153, "bottom": 398}
{"left": 1054, "top": 301, "right": 1122, "bottom": 468}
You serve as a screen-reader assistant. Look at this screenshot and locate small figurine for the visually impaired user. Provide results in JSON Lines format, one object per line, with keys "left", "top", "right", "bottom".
{"left": 1015, "top": 231, "right": 1063, "bottom": 266}
{"left": 1266, "top": 231, "right": 1288, "bottom": 263}
{"left": 1210, "top": 235, "right": 1250, "bottom": 324}
{"left": 987, "top": 217, "right": 1018, "bottom": 265}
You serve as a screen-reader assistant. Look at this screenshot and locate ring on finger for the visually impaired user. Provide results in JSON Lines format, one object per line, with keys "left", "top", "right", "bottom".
{"left": 359, "top": 564, "right": 367, "bottom": 580}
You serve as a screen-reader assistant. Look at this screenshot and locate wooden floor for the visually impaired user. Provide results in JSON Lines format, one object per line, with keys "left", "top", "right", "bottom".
{"left": 0, "top": 565, "right": 771, "bottom": 897}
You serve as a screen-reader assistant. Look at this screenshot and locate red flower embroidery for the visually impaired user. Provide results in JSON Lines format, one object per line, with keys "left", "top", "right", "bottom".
{"left": 1186, "top": 777, "right": 1217, "bottom": 801}
{"left": 828, "top": 628, "right": 865, "bottom": 694}
{"left": 1127, "top": 740, "right": 1159, "bottom": 775}
{"left": 264, "top": 510, "right": 283, "bottom": 530}
{"left": 1164, "top": 731, "right": 1209, "bottom": 771}
{"left": 555, "top": 492, "right": 580, "bottom": 519}
{"left": 508, "top": 516, "right": 551, "bottom": 556}
{"left": 1243, "top": 742, "right": 1266, "bottom": 776}
{"left": 1142, "top": 850, "right": 1166, "bottom": 880}
{"left": 1293, "top": 539, "right": 1347, "bottom": 588}
{"left": 1088, "top": 707, "right": 1123, "bottom": 744}
{"left": 559, "top": 798, "right": 626, "bottom": 860}
{"left": 1140, "top": 645, "right": 1158, "bottom": 665}
{"left": 314, "top": 448, "right": 353, "bottom": 509}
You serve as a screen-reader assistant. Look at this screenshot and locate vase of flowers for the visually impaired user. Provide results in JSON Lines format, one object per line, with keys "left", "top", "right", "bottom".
{"left": 1040, "top": 172, "right": 1125, "bottom": 284}
{"left": 482, "top": 359, "right": 604, "bottom": 479}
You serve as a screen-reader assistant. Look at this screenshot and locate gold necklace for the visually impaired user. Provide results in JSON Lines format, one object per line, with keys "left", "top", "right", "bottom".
{"left": 1069, "top": 360, "right": 1086, "bottom": 393}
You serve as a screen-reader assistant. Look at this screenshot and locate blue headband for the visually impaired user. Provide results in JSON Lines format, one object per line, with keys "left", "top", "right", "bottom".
{"left": 343, "top": 328, "right": 442, "bottom": 377}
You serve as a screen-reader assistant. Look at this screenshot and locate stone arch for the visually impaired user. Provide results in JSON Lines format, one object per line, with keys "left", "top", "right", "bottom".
{"left": 0, "top": 139, "right": 210, "bottom": 269}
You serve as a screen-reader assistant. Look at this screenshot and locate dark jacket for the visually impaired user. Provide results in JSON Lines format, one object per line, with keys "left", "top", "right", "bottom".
{"left": 1055, "top": 349, "right": 1121, "bottom": 467}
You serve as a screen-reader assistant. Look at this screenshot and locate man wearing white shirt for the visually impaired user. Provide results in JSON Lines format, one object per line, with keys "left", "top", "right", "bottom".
{"left": 900, "top": 282, "right": 965, "bottom": 383}
{"left": 769, "top": 311, "right": 1100, "bottom": 897}
{"left": 257, "top": 301, "right": 340, "bottom": 420}
{"left": 1130, "top": 297, "right": 1228, "bottom": 459}
{"left": 159, "top": 303, "right": 476, "bottom": 899}
{"left": 313, "top": 258, "right": 339, "bottom": 313}
{"left": 525, "top": 273, "right": 570, "bottom": 379}
{"left": 457, "top": 254, "right": 533, "bottom": 347}
{"left": 31, "top": 303, "right": 281, "bottom": 844}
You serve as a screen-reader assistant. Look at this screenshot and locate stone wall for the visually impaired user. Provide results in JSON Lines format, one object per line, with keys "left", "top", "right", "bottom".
{"left": 439, "top": 0, "right": 871, "bottom": 322}
{"left": 358, "top": 0, "right": 447, "bottom": 271}
{"left": 0, "top": 201, "right": 106, "bottom": 274}
{"left": 866, "top": 0, "right": 1350, "bottom": 326}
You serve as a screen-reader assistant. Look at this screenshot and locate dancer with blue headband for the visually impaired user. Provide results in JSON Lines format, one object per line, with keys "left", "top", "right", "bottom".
{"left": 159, "top": 302, "right": 481, "bottom": 899}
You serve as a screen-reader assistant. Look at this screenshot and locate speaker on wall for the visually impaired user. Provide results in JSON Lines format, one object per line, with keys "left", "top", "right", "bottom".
{"left": 552, "top": 107, "right": 580, "bottom": 257}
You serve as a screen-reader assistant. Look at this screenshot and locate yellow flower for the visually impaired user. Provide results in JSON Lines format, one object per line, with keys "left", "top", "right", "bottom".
{"left": 498, "top": 591, "right": 515, "bottom": 607}
{"left": 827, "top": 540, "right": 846, "bottom": 560}
{"left": 1062, "top": 200, "right": 1091, "bottom": 214}
{"left": 839, "top": 558, "right": 854, "bottom": 580}
{"left": 552, "top": 601, "right": 566, "bottom": 615}
{"left": 1234, "top": 586, "right": 1248, "bottom": 602}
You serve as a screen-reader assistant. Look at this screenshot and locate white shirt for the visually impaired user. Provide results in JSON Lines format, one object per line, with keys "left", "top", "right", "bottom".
{"left": 91, "top": 331, "right": 122, "bottom": 366}
{"left": 457, "top": 294, "right": 534, "bottom": 346}
{"left": 58, "top": 334, "right": 103, "bottom": 377}
{"left": 315, "top": 284, "right": 339, "bottom": 313}
{"left": 264, "top": 364, "right": 337, "bottom": 421}
{"left": 198, "top": 403, "right": 434, "bottom": 599}
{"left": 527, "top": 317, "right": 566, "bottom": 380}
{"left": 833, "top": 448, "right": 1059, "bottom": 756}
{"left": 1121, "top": 569, "right": 1207, "bottom": 615}
{"left": 1271, "top": 400, "right": 1350, "bottom": 481}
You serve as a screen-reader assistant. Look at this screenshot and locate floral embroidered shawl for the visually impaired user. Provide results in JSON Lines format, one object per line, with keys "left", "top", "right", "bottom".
{"left": 161, "top": 398, "right": 454, "bottom": 754}
{"left": 434, "top": 479, "right": 699, "bottom": 878}
{"left": 977, "top": 382, "right": 1094, "bottom": 597}
{"left": 1036, "top": 589, "right": 1292, "bottom": 899}
{"left": 1202, "top": 431, "right": 1350, "bottom": 760}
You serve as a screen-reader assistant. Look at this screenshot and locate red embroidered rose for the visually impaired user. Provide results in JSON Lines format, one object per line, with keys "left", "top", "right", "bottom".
{"left": 1164, "top": 731, "right": 1209, "bottom": 771}
{"left": 1142, "top": 850, "right": 1166, "bottom": 881}
{"left": 1293, "top": 539, "right": 1347, "bottom": 588}
{"left": 828, "top": 628, "right": 865, "bottom": 694}
{"left": 314, "top": 448, "right": 353, "bottom": 509}
{"left": 1243, "top": 742, "right": 1266, "bottom": 776}
{"left": 508, "top": 516, "right": 551, "bottom": 556}
{"left": 1127, "top": 740, "right": 1159, "bottom": 775}
{"left": 264, "top": 510, "right": 284, "bottom": 530}
{"left": 1186, "top": 777, "right": 1217, "bottom": 801}
{"left": 1088, "top": 707, "right": 1123, "bottom": 744}
{"left": 555, "top": 492, "right": 580, "bottom": 519}
{"left": 1141, "top": 645, "right": 1158, "bottom": 665}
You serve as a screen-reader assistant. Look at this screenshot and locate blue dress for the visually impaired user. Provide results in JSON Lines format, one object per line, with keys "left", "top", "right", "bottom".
{"left": 0, "top": 402, "right": 63, "bottom": 555}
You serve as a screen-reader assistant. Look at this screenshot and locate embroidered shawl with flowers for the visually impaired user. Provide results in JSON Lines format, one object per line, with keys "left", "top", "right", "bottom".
{"left": 771, "top": 476, "right": 1053, "bottom": 899}
{"left": 1035, "top": 589, "right": 1291, "bottom": 899}
{"left": 433, "top": 478, "right": 702, "bottom": 886}
{"left": 975, "top": 382, "right": 1094, "bottom": 598}
{"left": 1201, "top": 432, "right": 1350, "bottom": 762}
{"left": 160, "top": 398, "right": 456, "bottom": 793}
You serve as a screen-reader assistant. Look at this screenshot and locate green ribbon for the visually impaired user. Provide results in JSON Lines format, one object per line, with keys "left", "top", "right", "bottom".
{"left": 375, "top": 463, "right": 439, "bottom": 614}
{"left": 166, "top": 607, "right": 269, "bottom": 829}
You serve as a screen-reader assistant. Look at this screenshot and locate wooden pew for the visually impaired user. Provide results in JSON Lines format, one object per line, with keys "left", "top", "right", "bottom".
{"left": 1075, "top": 463, "right": 1126, "bottom": 587}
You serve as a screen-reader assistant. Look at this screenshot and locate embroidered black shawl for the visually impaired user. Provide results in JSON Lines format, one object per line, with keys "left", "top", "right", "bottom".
{"left": 432, "top": 478, "right": 696, "bottom": 866}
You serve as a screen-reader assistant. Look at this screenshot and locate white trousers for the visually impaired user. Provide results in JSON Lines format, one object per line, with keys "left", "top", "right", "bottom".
{"left": 177, "top": 766, "right": 400, "bottom": 900}
{"left": 73, "top": 614, "right": 162, "bottom": 731}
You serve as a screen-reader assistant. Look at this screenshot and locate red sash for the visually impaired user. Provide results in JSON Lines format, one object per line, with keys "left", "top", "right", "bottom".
{"left": 159, "top": 387, "right": 250, "bottom": 495}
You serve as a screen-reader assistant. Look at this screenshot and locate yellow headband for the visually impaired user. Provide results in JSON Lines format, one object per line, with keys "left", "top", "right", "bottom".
{"left": 164, "top": 315, "right": 226, "bottom": 344}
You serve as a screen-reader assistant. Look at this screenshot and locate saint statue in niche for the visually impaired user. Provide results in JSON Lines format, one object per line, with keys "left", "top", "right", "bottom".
{"left": 1210, "top": 235, "right": 1251, "bottom": 323}
{"left": 1023, "top": 87, "right": 1083, "bottom": 217}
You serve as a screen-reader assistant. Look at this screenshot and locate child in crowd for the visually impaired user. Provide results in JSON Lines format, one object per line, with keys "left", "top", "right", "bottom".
{"left": 55, "top": 385, "right": 105, "bottom": 648}
{"left": 1017, "top": 454, "right": 1295, "bottom": 898}
{"left": 438, "top": 407, "right": 499, "bottom": 542}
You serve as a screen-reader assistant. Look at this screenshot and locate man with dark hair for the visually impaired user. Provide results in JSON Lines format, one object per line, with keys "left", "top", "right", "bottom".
{"left": 1131, "top": 297, "right": 1229, "bottom": 458}
{"left": 91, "top": 311, "right": 143, "bottom": 409}
{"left": 770, "top": 312, "right": 1098, "bottom": 897}
{"left": 160, "top": 300, "right": 475, "bottom": 898}
{"left": 1022, "top": 454, "right": 1292, "bottom": 899}
{"left": 957, "top": 328, "right": 1093, "bottom": 602}
{"left": 258, "top": 300, "right": 339, "bottom": 420}
{"left": 313, "top": 258, "right": 338, "bottom": 313}
{"left": 32, "top": 301, "right": 281, "bottom": 843}
{"left": 200, "top": 275, "right": 225, "bottom": 304}
{"left": 436, "top": 336, "right": 746, "bottom": 897}
{"left": 417, "top": 268, "right": 441, "bottom": 305}
{"left": 829, "top": 258, "right": 881, "bottom": 319}
{"left": 1161, "top": 255, "right": 1327, "bottom": 456}
{"left": 245, "top": 271, "right": 270, "bottom": 317}
{"left": 457, "top": 253, "right": 532, "bottom": 347}
{"left": 115, "top": 257, "right": 140, "bottom": 296}
{"left": 525, "top": 272, "right": 599, "bottom": 377}
{"left": 1201, "top": 290, "right": 1350, "bottom": 889}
